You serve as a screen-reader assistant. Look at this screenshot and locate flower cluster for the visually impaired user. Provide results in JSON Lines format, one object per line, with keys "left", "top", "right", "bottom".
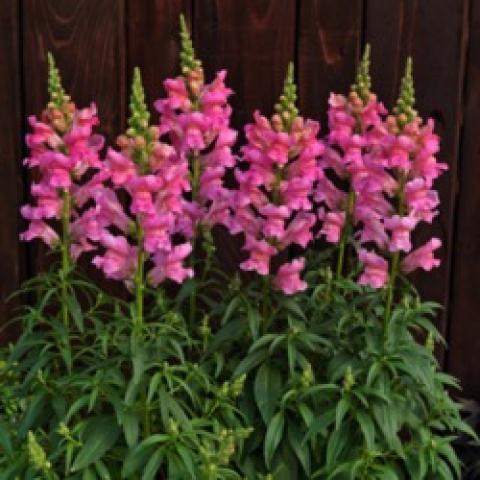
{"left": 75, "top": 68, "right": 194, "bottom": 287}
{"left": 154, "top": 15, "right": 237, "bottom": 238}
{"left": 318, "top": 49, "right": 446, "bottom": 289}
{"left": 20, "top": 38, "right": 446, "bottom": 298}
{"left": 233, "top": 64, "right": 324, "bottom": 294}
{"left": 21, "top": 53, "right": 104, "bottom": 248}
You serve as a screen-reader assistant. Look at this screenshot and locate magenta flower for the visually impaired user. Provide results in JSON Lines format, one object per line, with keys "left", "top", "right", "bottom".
{"left": 319, "top": 211, "right": 346, "bottom": 244}
{"left": 401, "top": 238, "right": 442, "bottom": 274}
{"left": 231, "top": 65, "right": 324, "bottom": 294}
{"left": 384, "top": 215, "right": 418, "bottom": 253}
{"left": 149, "top": 243, "right": 194, "bottom": 285}
{"left": 273, "top": 258, "right": 307, "bottom": 295}
{"left": 358, "top": 249, "right": 389, "bottom": 289}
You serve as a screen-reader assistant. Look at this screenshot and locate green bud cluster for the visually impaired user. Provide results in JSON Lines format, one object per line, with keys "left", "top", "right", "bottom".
{"left": 127, "top": 67, "right": 151, "bottom": 140}
{"left": 47, "top": 52, "right": 70, "bottom": 109}
{"left": 179, "top": 14, "right": 202, "bottom": 74}
{"left": 394, "top": 57, "right": 417, "bottom": 127}
{"left": 167, "top": 418, "right": 179, "bottom": 437}
{"left": 300, "top": 364, "right": 314, "bottom": 388}
{"left": 199, "top": 315, "right": 211, "bottom": 338}
{"left": 351, "top": 45, "right": 372, "bottom": 103}
{"left": 28, "top": 431, "right": 51, "bottom": 473}
{"left": 218, "top": 373, "right": 246, "bottom": 399}
{"left": 274, "top": 62, "right": 299, "bottom": 131}
{"left": 343, "top": 366, "right": 355, "bottom": 391}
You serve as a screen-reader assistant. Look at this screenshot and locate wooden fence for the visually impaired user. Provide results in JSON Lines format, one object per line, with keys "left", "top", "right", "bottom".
{"left": 1, "top": 0, "right": 480, "bottom": 398}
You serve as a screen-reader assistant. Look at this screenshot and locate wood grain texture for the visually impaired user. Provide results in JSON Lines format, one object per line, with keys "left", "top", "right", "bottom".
{"left": 0, "top": 0, "right": 24, "bottom": 341}
{"left": 297, "top": 0, "right": 362, "bottom": 127}
{"left": 193, "top": 0, "right": 296, "bottom": 131}
{"left": 193, "top": 0, "right": 296, "bottom": 270}
{"left": 447, "top": 0, "right": 480, "bottom": 399}
{"left": 365, "top": 0, "right": 469, "bottom": 365}
{"left": 22, "top": 0, "right": 126, "bottom": 276}
{"left": 126, "top": 0, "right": 192, "bottom": 113}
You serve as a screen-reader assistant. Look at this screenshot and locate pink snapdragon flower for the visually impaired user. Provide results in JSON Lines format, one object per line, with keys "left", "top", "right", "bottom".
{"left": 234, "top": 64, "right": 324, "bottom": 294}
{"left": 21, "top": 88, "right": 104, "bottom": 251}
{"left": 358, "top": 249, "right": 389, "bottom": 288}
{"left": 154, "top": 64, "right": 237, "bottom": 235}
{"left": 273, "top": 258, "right": 307, "bottom": 295}
{"left": 401, "top": 238, "right": 442, "bottom": 274}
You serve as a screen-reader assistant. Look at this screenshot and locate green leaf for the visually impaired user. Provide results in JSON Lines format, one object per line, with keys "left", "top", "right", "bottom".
{"left": 265, "top": 411, "right": 285, "bottom": 469}
{"left": 66, "top": 291, "right": 84, "bottom": 332}
{"left": 72, "top": 415, "right": 121, "bottom": 471}
{"left": 142, "top": 449, "right": 164, "bottom": 480}
{"left": 288, "top": 420, "right": 310, "bottom": 476}
{"left": 326, "top": 423, "right": 350, "bottom": 472}
{"left": 222, "top": 297, "right": 241, "bottom": 324}
{"left": 176, "top": 445, "right": 196, "bottom": 478}
{"left": 254, "top": 363, "right": 283, "bottom": 424}
{"left": 232, "top": 348, "right": 268, "bottom": 378}
{"left": 304, "top": 408, "right": 336, "bottom": 443}
{"left": 0, "top": 422, "right": 12, "bottom": 456}
{"left": 335, "top": 397, "right": 349, "bottom": 430}
{"left": 355, "top": 410, "right": 375, "bottom": 450}
{"left": 122, "top": 410, "right": 139, "bottom": 448}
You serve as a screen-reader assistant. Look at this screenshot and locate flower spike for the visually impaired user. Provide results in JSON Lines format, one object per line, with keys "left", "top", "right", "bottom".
{"left": 179, "top": 14, "right": 202, "bottom": 74}
{"left": 47, "top": 52, "right": 69, "bottom": 110}
{"left": 127, "top": 67, "right": 150, "bottom": 140}
{"left": 394, "top": 57, "right": 417, "bottom": 127}
{"left": 351, "top": 44, "right": 372, "bottom": 103}
{"left": 274, "top": 62, "right": 299, "bottom": 131}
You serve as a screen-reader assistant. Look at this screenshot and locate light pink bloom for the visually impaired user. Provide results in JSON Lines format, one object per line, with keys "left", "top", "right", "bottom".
{"left": 20, "top": 220, "right": 59, "bottom": 246}
{"left": 142, "top": 212, "right": 174, "bottom": 253}
{"left": 105, "top": 148, "right": 137, "bottom": 186}
{"left": 384, "top": 215, "right": 418, "bottom": 252}
{"left": 92, "top": 232, "right": 137, "bottom": 281}
{"left": 358, "top": 249, "right": 389, "bottom": 289}
{"left": 149, "top": 243, "right": 193, "bottom": 285}
{"left": 402, "top": 238, "right": 442, "bottom": 274}
{"left": 240, "top": 237, "right": 277, "bottom": 276}
{"left": 404, "top": 178, "right": 439, "bottom": 223}
{"left": 273, "top": 258, "right": 307, "bottom": 295}
{"left": 319, "top": 211, "right": 345, "bottom": 244}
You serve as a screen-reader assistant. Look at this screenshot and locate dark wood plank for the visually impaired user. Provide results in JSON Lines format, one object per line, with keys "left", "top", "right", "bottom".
{"left": 448, "top": 1, "right": 480, "bottom": 399}
{"left": 126, "top": 0, "right": 192, "bottom": 113}
{"left": 194, "top": 0, "right": 296, "bottom": 131}
{"left": 0, "top": 0, "right": 25, "bottom": 340}
{"left": 22, "top": 0, "right": 127, "bottom": 277}
{"left": 297, "top": 0, "right": 363, "bottom": 128}
{"left": 365, "top": 0, "right": 469, "bottom": 365}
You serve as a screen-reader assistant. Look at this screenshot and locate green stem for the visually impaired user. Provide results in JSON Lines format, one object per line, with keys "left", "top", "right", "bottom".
{"left": 261, "top": 276, "right": 270, "bottom": 333}
{"left": 384, "top": 173, "right": 407, "bottom": 335}
{"left": 135, "top": 224, "right": 145, "bottom": 328}
{"left": 60, "top": 190, "right": 71, "bottom": 329}
{"left": 336, "top": 191, "right": 356, "bottom": 278}
{"left": 189, "top": 153, "right": 202, "bottom": 326}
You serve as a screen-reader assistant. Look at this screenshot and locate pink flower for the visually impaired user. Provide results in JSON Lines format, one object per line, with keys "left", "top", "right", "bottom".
{"left": 105, "top": 148, "right": 137, "bottom": 186}
{"left": 358, "top": 249, "right": 389, "bottom": 289}
{"left": 260, "top": 204, "right": 290, "bottom": 239}
{"left": 319, "top": 211, "right": 345, "bottom": 244}
{"left": 92, "top": 232, "right": 137, "bottom": 281}
{"left": 404, "top": 178, "right": 439, "bottom": 223}
{"left": 384, "top": 215, "right": 418, "bottom": 253}
{"left": 142, "top": 213, "right": 174, "bottom": 253}
{"left": 162, "top": 77, "right": 191, "bottom": 110}
{"left": 20, "top": 220, "right": 59, "bottom": 246}
{"left": 273, "top": 258, "right": 307, "bottom": 295}
{"left": 282, "top": 212, "right": 315, "bottom": 248}
{"left": 149, "top": 243, "right": 193, "bottom": 285}
{"left": 93, "top": 188, "right": 131, "bottom": 233}
{"left": 401, "top": 238, "right": 442, "bottom": 274}
{"left": 240, "top": 237, "right": 277, "bottom": 276}
{"left": 127, "top": 175, "right": 163, "bottom": 215}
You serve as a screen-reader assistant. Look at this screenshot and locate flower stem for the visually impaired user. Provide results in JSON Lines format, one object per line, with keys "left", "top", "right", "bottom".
{"left": 384, "top": 173, "right": 407, "bottom": 335}
{"left": 336, "top": 191, "right": 355, "bottom": 278}
{"left": 135, "top": 224, "right": 145, "bottom": 328}
{"left": 60, "top": 190, "right": 71, "bottom": 329}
